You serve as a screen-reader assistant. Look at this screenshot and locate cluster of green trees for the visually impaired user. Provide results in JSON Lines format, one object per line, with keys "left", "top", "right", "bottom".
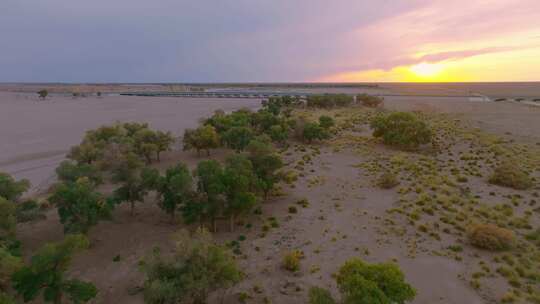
{"left": 183, "top": 97, "right": 336, "bottom": 155}
{"left": 306, "top": 94, "right": 353, "bottom": 108}
{"left": 68, "top": 122, "right": 174, "bottom": 166}
{"left": 160, "top": 136, "right": 283, "bottom": 231}
{"left": 0, "top": 172, "right": 97, "bottom": 304}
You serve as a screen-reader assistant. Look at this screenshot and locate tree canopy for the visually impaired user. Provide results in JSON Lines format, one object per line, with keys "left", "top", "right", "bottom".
{"left": 48, "top": 178, "right": 111, "bottom": 234}
{"left": 12, "top": 234, "right": 97, "bottom": 304}
{"left": 141, "top": 228, "right": 241, "bottom": 304}
{"left": 0, "top": 172, "right": 30, "bottom": 202}
{"left": 155, "top": 163, "right": 193, "bottom": 221}
{"left": 183, "top": 125, "right": 220, "bottom": 156}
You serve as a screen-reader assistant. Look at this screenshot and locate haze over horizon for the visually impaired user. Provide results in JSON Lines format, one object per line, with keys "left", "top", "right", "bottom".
{"left": 2, "top": 0, "right": 540, "bottom": 83}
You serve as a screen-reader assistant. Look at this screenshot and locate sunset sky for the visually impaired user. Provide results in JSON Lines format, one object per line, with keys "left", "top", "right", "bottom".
{"left": 1, "top": 0, "right": 540, "bottom": 82}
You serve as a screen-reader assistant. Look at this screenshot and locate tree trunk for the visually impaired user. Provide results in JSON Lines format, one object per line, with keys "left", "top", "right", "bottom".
{"left": 54, "top": 291, "right": 62, "bottom": 304}
{"left": 212, "top": 218, "right": 217, "bottom": 233}
{"left": 156, "top": 151, "right": 161, "bottom": 162}
{"left": 130, "top": 201, "right": 135, "bottom": 215}
{"left": 229, "top": 215, "right": 235, "bottom": 232}
{"left": 206, "top": 149, "right": 210, "bottom": 156}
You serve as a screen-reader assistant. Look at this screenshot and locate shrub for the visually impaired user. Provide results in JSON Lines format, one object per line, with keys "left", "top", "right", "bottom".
{"left": 336, "top": 258, "right": 416, "bottom": 304}
{"left": 282, "top": 250, "right": 303, "bottom": 272}
{"left": 309, "top": 287, "right": 336, "bottom": 304}
{"left": 223, "top": 127, "right": 254, "bottom": 151}
{"left": 0, "top": 247, "right": 22, "bottom": 289}
{"left": 371, "top": 112, "right": 432, "bottom": 150}
{"left": 377, "top": 171, "right": 399, "bottom": 189}
{"left": 269, "top": 125, "right": 289, "bottom": 143}
{"left": 183, "top": 125, "right": 220, "bottom": 156}
{"left": 48, "top": 178, "right": 111, "bottom": 234}
{"left": 307, "top": 94, "right": 353, "bottom": 108}
{"left": 0, "top": 172, "right": 30, "bottom": 202}
{"left": 467, "top": 223, "right": 515, "bottom": 250}
{"left": 15, "top": 199, "right": 46, "bottom": 223}
{"left": 37, "top": 89, "right": 48, "bottom": 100}
{"left": 12, "top": 234, "right": 97, "bottom": 304}
{"left": 55, "top": 161, "right": 102, "bottom": 186}
{"left": 319, "top": 116, "right": 335, "bottom": 130}
{"left": 288, "top": 206, "right": 298, "bottom": 214}
{"left": 489, "top": 161, "right": 533, "bottom": 190}
{"left": 141, "top": 228, "right": 242, "bottom": 304}
{"left": 0, "top": 197, "right": 17, "bottom": 253}
{"left": 358, "top": 94, "right": 383, "bottom": 107}
{"left": 303, "top": 123, "right": 328, "bottom": 143}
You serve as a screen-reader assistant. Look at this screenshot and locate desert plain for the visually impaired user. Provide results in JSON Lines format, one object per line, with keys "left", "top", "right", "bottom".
{"left": 1, "top": 83, "right": 539, "bottom": 304}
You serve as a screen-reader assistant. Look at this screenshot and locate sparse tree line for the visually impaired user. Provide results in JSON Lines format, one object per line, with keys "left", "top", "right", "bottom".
{"left": 36, "top": 89, "right": 104, "bottom": 100}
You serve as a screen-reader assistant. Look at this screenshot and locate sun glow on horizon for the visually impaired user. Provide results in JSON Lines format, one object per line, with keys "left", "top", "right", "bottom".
{"left": 410, "top": 62, "right": 444, "bottom": 78}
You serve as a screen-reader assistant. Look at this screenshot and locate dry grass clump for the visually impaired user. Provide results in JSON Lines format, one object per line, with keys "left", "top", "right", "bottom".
{"left": 282, "top": 250, "right": 303, "bottom": 272}
{"left": 467, "top": 223, "right": 515, "bottom": 250}
{"left": 489, "top": 161, "right": 533, "bottom": 190}
{"left": 377, "top": 171, "right": 400, "bottom": 189}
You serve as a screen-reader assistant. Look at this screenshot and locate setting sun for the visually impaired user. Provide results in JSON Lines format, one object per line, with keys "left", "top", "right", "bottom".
{"left": 410, "top": 62, "right": 444, "bottom": 78}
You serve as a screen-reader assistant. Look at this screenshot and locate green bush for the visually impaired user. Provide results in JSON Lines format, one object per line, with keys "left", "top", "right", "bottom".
{"left": 0, "top": 247, "right": 22, "bottom": 290}
{"left": 309, "top": 287, "right": 336, "bottom": 304}
{"left": 303, "top": 123, "right": 328, "bottom": 143}
{"left": 182, "top": 125, "right": 220, "bottom": 156}
{"left": 377, "top": 171, "right": 399, "bottom": 189}
{"left": 12, "top": 234, "right": 97, "bottom": 304}
{"left": 223, "top": 127, "right": 254, "bottom": 151}
{"left": 0, "top": 172, "right": 30, "bottom": 202}
{"left": 371, "top": 112, "right": 432, "bottom": 150}
{"left": 307, "top": 94, "right": 353, "bottom": 108}
{"left": 282, "top": 250, "right": 303, "bottom": 272}
{"left": 141, "top": 229, "right": 241, "bottom": 304}
{"left": 15, "top": 199, "right": 46, "bottom": 223}
{"left": 467, "top": 223, "right": 515, "bottom": 250}
{"left": 55, "top": 161, "right": 102, "bottom": 186}
{"left": 336, "top": 258, "right": 416, "bottom": 304}
{"left": 358, "top": 94, "right": 383, "bottom": 107}
{"left": 37, "top": 89, "right": 48, "bottom": 100}
{"left": 489, "top": 161, "right": 533, "bottom": 190}
{"left": 48, "top": 178, "right": 111, "bottom": 234}
{"left": 319, "top": 115, "right": 335, "bottom": 130}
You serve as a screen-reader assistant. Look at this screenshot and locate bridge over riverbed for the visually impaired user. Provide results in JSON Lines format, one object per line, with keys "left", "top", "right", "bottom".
{"left": 119, "top": 91, "right": 321, "bottom": 99}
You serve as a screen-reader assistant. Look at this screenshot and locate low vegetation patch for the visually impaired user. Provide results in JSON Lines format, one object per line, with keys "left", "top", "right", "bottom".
{"left": 141, "top": 229, "right": 241, "bottom": 304}
{"left": 311, "top": 258, "right": 416, "bottom": 304}
{"left": 467, "top": 223, "right": 515, "bottom": 250}
{"left": 371, "top": 112, "right": 432, "bottom": 150}
{"left": 489, "top": 161, "right": 533, "bottom": 190}
{"left": 377, "top": 171, "right": 400, "bottom": 189}
{"left": 358, "top": 94, "right": 383, "bottom": 108}
{"left": 282, "top": 250, "right": 303, "bottom": 272}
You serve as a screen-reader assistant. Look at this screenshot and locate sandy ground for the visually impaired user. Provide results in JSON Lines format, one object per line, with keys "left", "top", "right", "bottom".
{"left": 3, "top": 89, "right": 539, "bottom": 304}
{"left": 0, "top": 92, "right": 260, "bottom": 193}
